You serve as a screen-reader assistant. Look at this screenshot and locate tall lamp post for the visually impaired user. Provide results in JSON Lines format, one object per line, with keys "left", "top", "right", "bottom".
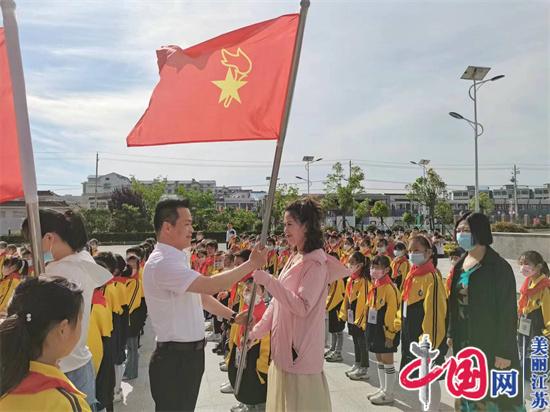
{"left": 410, "top": 159, "right": 430, "bottom": 226}
{"left": 450, "top": 66, "right": 504, "bottom": 212}
{"left": 301, "top": 155, "right": 322, "bottom": 195}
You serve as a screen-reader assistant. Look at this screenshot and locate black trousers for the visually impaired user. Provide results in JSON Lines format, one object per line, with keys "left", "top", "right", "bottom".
{"left": 149, "top": 344, "right": 205, "bottom": 411}
{"left": 352, "top": 331, "right": 369, "bottom": 368}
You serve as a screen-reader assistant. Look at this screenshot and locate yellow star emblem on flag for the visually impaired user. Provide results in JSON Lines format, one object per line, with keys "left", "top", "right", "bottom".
{"left": 212, "top": 48, "right": 252, "bottom": 108}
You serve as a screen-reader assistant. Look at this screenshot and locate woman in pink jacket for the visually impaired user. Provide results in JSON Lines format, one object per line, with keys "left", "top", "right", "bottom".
{"left": 250, "top": 198, "right": 348, "bottom": 412}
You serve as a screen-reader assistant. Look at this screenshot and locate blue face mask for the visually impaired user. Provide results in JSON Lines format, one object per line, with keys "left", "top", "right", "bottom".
{"left": 43, "top": 251, "right": 54, "bottom": 263}
{"left": 456, "top": 233, "right": 474, "bottom": 251}
{"left": 409, "top": 252, "right": 426, "bottom": 266}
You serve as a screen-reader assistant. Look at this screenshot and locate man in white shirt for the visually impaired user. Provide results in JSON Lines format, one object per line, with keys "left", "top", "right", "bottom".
{"left": 144, "top": 199, "right": 267, "bottom": 411}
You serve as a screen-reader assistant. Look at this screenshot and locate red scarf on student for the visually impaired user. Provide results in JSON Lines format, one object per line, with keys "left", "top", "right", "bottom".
{"left": 402, "top": 260, "right": 436, "bottom": 302}
{"left": 346, "top": 270, "right": 361, "bottom": 296}
{"left": 236, "top": 299, "right": 267, "bottom": 346}
{"left": 367, "top": 274, "right": 392, "bottom": 304}
{"left": 392, "top": 256, "right": 408, "bottom": 279}
{"left": 11, "top": 372, "right": 78, "bottom": 396}
{"left": 91, "top": 289, "right": 107, "bottom": 307}
{"left": 518, "top": 276, "right": 550, "bottom": 315}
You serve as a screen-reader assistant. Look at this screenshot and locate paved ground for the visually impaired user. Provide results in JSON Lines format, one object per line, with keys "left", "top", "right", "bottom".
{"left": 102, "top": 245, "right": 524, "bottom": 412}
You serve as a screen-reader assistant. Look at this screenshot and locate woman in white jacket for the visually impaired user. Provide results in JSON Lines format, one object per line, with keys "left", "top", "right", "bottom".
{"left": 23, "top": 209, "right": 112, "bottom": 411}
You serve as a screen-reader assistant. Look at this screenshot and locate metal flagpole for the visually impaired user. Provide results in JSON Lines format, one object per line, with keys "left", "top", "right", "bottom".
{"left": 1, "top": 0, "right": 44, "bottom": 275}
{"left": 234, "top": 0, "right": 310, "bottom": 395}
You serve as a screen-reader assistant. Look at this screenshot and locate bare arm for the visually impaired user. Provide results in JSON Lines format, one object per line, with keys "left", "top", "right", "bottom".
{"left": 187, "top": 245, "right": 267, "bottom": 295}
{"left": 201, "top": 294, "right": 233, "bottom": 319}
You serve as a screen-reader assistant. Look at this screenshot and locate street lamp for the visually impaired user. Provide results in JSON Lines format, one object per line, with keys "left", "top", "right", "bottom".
{"left": 302, "top": 155, "right": 322, "bottom": 195}
{"left": 410, "top": 159, "right": 430, "bottom": 178}
{"left": 451, "top": 65, "right": 504, "bottom": 213}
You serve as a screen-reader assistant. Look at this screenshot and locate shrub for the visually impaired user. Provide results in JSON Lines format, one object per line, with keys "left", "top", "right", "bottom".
{"left": 491, "top": 222, "right": 529, "bottom": 233}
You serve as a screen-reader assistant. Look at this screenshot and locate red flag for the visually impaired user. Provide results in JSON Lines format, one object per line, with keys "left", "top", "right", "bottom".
{"left": 0, "top": 27, "right": 23, "bottom": 203}
{"left": 127, "top": 14, "right": 299, "bottom": 147}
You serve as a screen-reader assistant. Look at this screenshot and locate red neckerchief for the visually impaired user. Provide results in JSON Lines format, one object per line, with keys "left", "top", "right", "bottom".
{"left": 92, "top": 289, "right": 107, "bottom": 306}
{"left": 200, "top": 255, "right": 215, "bottom": 275}
{"left": 110, "top": 276, "right": 128, "bottom": 284}
{"left": 368, "top": 274, "right": 392, "bottom": 304}
{"left": 402, "top": 260, "right": 436, "bottom": 302}
{"left": 236, "top": 299, "right": 266, "bottom": 345}
{"left": 392, "top": 256, "right": 408, "bottom": 279}
{"left": 346, "top": 270, "right": 361, "bottom": 296}
{"left": 10, "top": 371, "right": 78, "bottom": 396}
{"left": 518, "top": 275, "right": 550, "bottom": 315}
{"left": 446, "top": 266, "right": 456, "bottom": 293}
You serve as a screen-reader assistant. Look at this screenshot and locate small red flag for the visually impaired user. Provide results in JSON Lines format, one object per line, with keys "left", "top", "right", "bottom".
{"left": 0, "top": 27, "right": 23, "bottom": 203}
{"left": 127, "top": 14, "right": 299, "bottom": 147}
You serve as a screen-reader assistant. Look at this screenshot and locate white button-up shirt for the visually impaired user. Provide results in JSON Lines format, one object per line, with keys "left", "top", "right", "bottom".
{"left": 143, "top": 242, "right": 204, "bottom": 343}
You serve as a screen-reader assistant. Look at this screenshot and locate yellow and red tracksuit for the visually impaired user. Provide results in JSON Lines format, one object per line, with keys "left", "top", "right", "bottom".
{"left": 0, "top": 361, "right": 91, "bottom": 411}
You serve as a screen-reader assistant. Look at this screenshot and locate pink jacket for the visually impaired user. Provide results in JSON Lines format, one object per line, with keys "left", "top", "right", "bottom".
{"left": 250, "top": 249, "right": 349, "bottom": 374}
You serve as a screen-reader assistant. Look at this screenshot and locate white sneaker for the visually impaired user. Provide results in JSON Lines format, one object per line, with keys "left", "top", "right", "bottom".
{"left": 220, "top": 362, "right": 228, "bottom": 372}
{"left": 205, "top": 321, "right": 213, "bottom": 331}
{"left": 220, "top": 381, "right": 234, "bottom": 394}
{"left": 231, "top": 403, "right": 246, "bottom": 412}
{"left": 113, "top": 388, "right": 123, "bottom": 403}
{"left": 345, "top": 364, "right": 359, "bottom": 377}
{"left": 348, "top": 367, "right": 369, "bottom": 381}
{"left": 370, "top": 391, "right": 394, "bottom": 405}
{"left": 367, "top": 388, "right": 383, "bottom": 400}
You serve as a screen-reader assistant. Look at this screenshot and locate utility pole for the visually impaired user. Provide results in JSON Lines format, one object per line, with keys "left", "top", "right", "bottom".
{"left": 94, "top": 152, "right": 99, "bottom": 209}
{"left": 511, "top": 164, "right": 520, "bottom": 222}
{"left": 349, "top": 160, "right": 352, "bottom": 180}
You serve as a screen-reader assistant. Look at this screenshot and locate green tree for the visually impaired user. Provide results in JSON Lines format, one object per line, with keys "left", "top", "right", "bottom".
{"left": 469, "top": 192, "right": 495, "bottom": 215}
{"left": 111, "top": 204, "right": 152, "bottom": 232}
{"left": 435, "top": 200, "right": 454, "bottom": 224}
{"left": 371, "top": 200, "right": 389, "bottom": 227}
{"left": 272, "top": 184, "right": 299, "bottom": 231}
{"left": 81, "top": 209, "right": 111, "bottom": 234}
{"left": 354, "top": 199, "right": 370, "bottom": 230}
{"left": 131, "top": 176, "right": 167, "bottom": 221}
{"left": 321, "top": 162, "right": 365, "bottom": 229}
{"left": 176, "top": 186, "right": 217, "bottom": 231}
{"left": 402, "top": 212, "right": 415, "bottom": 227}
{"left": 406, "top": 168, "right": 447, "bottom": 230}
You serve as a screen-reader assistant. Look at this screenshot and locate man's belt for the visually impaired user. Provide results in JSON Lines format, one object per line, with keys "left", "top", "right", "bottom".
{"left": 156, "top": 339, "right": 206, "bottom": 351}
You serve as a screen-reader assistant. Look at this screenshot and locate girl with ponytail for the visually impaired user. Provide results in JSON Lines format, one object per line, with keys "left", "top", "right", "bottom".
{"left": 0, "top": 276, "right": 89, "bottom": 411}
{"left": 0, "top": 256, "right": 27, "bottom": 313}
{"left": 22, "top": 209, "right": 112, "bottom": 409}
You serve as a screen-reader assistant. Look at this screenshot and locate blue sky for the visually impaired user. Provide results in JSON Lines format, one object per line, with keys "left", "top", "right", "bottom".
{"left": 9, "top": 0, "right": 550, "bottom": 195}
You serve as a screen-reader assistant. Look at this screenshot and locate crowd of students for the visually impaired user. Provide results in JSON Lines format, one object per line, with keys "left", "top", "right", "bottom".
{"left": 0, "top": 209, "right": 548, "bottom": 411}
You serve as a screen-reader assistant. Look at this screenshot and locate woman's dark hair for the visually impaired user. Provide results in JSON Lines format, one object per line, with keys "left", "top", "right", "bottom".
{"left": 126, "top": 246, "right": 144, "bottom": 260}
{"left": 455, "top": 212, "right": 493, "bottom": 246}
{"left": 372, "top": 254, "right": 391, "bottom": 269}
{"left": 94, "top": 252, "right": 117, "bottom": 274}
{"left": 2, "top": 256, "right": 29, "bottom": 278}
{"left": 520, "top": 251, "right": 550, "bottom": 277}
{"left": 0, "top": 276, "right": 83, "bottom": 396}
{"left": 409, "top": 235, "right": 437, "bottom": 267}
{"left": 284, "top": 197, "right": 324, "bottom": 254}
{"left": 450, "top": 247, "right": 466, "bottom": 258}
{"left": 377, "top": 238, "right": 388, "bottom": 247}
{"left": 349, "top": 251, "right": 371, "bottom": 281}
{"left": 21, "top": 209, "right": 88, "bottom": 252}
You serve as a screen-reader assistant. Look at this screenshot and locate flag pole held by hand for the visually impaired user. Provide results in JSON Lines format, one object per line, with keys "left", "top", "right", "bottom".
{"left": 234, "top": 0, "right": 310, "bottom": 396}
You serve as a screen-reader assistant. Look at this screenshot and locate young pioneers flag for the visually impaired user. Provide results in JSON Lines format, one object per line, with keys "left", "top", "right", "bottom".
{"left": 127, "top": 14, "right": 299, "bottom": 146}
{"left": 0, "top": 27, "right": 23, "bottom": 203}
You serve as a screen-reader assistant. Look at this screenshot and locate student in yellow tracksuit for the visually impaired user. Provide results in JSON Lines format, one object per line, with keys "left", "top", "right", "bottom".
{"left": 227, "top": 280, "right": 270, "bottom": 411}
{"left": 0, "top": 276, "right": 90, "bottom": 412}
{"left": 0, "top": 256, "right": 26, "bottom": 314}
{"left": 517, "top": 251, "right": 550, "bottom": 390}
{"left": 397, "top": 235, "right": 447, "bottom": 411}
{"left": 87, "top": 287, "right": 114, "bottom": 411}
{"left": 265, "top": 238, "right": 279, "bottom": 275}
{"left": 339, "top": 251, "right": 371, "bottom": 380}
{"left": 366, "top": 255, "right": 401, "bottom": 406}
{"left": 339, "top": 237, "right": 355, "bottom": 266}
{"left": 324, "top": 252, "right": 347, "bottom": 362}
{"left": 390, "top": 242, "right": 410, "bottom": 290}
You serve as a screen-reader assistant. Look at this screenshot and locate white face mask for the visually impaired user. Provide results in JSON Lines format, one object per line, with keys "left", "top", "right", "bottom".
{"left": 394, "top": 250, "right": 405, "bottom": 258}
{"left": 243, "top": 292, "right": 262, "bottom": 306}
{"left": 343, "top": 244, "right": 352, "bottom": 251}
